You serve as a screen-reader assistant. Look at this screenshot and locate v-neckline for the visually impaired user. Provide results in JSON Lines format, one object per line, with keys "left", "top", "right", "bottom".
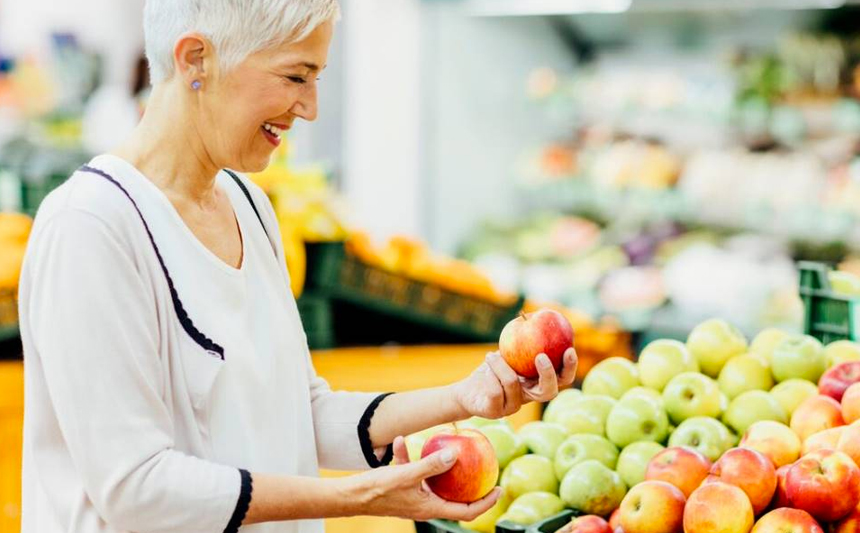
{"left": 99, "top": 154, "right": 247, "bottom": 276}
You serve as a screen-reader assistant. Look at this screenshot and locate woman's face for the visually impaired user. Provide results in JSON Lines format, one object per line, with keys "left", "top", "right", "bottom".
{"left": 199, "top": 20, "right": 333, "bottom": 173}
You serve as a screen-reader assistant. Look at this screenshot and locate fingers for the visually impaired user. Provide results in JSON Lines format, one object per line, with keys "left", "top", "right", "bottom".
{"left": 435, "top": 487, "right": 502, "bottom": 522}
{"left": 409, "top": 447, "right": 459, "bottom": 480}
{"left": 558, "top": 347, "right": 579, "bottom": 389}
{"left": 531, "top": 353, "right": 559, "bottom": 402}
{"left": 486, "top": 352, "right": 523, "bottom": 413}
{"left": 393, "top": 436, "right": 410, "bottom": 465}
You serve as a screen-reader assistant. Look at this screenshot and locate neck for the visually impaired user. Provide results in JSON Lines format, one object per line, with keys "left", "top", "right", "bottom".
{"left": 113, "top": 81, "right": 220, "bottom": 204}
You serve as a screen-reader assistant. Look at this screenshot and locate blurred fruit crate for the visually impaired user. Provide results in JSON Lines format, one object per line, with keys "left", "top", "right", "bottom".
{"left": 416, "top": 510, "right": 577, "bottom": 533}
{"left": 799, "top": 261, "right": 860, "bottom": 344}
{"left": 305, "top": 242, "right": 524, "bottom": 342}
{"left": 0, "top": 290, "right": 16, "bottom": 330}
{"left": 296, "top": 293, "right": 336, "bottom": 350}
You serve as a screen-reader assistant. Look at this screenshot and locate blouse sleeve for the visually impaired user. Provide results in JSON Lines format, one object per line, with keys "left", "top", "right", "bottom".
{"left": 25, "top": 208, "right": 250, "bottom": 533}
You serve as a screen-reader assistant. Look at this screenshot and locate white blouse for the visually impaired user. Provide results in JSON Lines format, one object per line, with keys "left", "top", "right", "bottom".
{"left": 18, "top": 154, "right": 389, "bottom": 533}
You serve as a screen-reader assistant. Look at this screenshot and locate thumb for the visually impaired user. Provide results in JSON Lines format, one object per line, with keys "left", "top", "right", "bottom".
{"left": 410, "top": 447, "right": 459, "bottom": 480}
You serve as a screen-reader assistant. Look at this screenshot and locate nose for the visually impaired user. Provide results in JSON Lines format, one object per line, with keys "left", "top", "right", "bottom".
{"left": 291, "top": 81, "right": 318, "bottom": 122}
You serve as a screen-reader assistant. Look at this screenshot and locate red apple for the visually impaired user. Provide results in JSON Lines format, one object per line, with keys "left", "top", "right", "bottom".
{"left": 844, "top": 383, "right": 860, "bottom": 424}
{"left": 499, "top": 309, "right": 573, "bottom": 378}
{"left": 832, "top": 506, "right": 860, "bottom": 533}
{"left": 837, "top": 422, "right": 860, "bottom": 468}
{"left": 820, "top": 362, "right": 860, "bottom": 402}
{"left": 683, "top": 481, "right": 755, "bottom": 533}
{"left": 566, "top": 515, "right": 613, "bottom": 533}
{"left": 751, "top": 508, "right": 823, "bottom": 533}
{"left": 617, "top": 480, "right": 686, "bottom": 533}
{"left": 790, "top": 395, "right": 845, "bottom": 441}
{"left": 802, "top": 427, "right": 845, "bottom": 456}
{"left": 770, "top": 464, "right": 792, "bottom": 509}
{"left": 421, "top": 428, "right": 499, "bottom": 503}
{"left": 645, "top": 446, "right": 712, "bottom": 498}
{"left": 741, "top": 421, "right": 802, "bottom": 468}
{"left": 786, "top": 449, "right": 860, "bottom": 522}
{"left": 709, "top": 447, "right": 777, "bottom": 515}
{"left": 609, "top": 508, "right": 622, "bottom": 530}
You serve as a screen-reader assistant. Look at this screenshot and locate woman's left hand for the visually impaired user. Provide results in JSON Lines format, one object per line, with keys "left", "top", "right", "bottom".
{"left": 451, "top": 348, "right": 578, "bottom": 420}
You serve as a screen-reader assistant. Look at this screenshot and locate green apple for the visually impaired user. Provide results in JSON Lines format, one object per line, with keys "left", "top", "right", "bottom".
{"left": 750, "top": 328, "right": 790, "bottom": 364}
{"left": 668, "top": 416, "right": 732, "bottom": 462}
{"left": 829, "top": 270, "right": 860, "bottom": 297}
{"left": 662, "top": 372, "right": 722, "bottom": 425}
{"left": 553, "top": 395, "right": 616, "bottom": 436}
{"left": 543, "top": 388, "right": 582, "bottom": 424}
{"left": 769, "top": 378, "right": 818, "bottom": 416}
{"left": 621, "top": 386, "right": 665, "bottom": 406}
{"left": 581, "top": 357, "right": 640, "bottom": 399}
{"left": 500, "top": 454, "right": 558, "bottom": 500}
{"left": 616, "top": 441, "right": 665, "bottom": 487}
{"left": 554, "top": 434, "right": 620, "bottom": 479}
{"left": 771, "top": 334, "right": 826, "bottom": 383}
{"left": 518, "top": 421, "right": 567, "bottom": 459}
{"left": 722, "top": 390, "right": 787, "bottom": 435}
{"left": 481, "top": 424, "right": 527, "bottom": 469}
{"left": 459, "top": 490, "right": 511, "bottom": 533}
{"left": 560, "top": 459, "right": 627, "bottom": 517}
{"left": 717, "top": 353, "right": 773, "bottom": 399}
{"left": 719, "top": 392, "right": 729, "bottom": 413}
{"left": 686, "top": 318, "right": 748, "bottom": 378}
{"left": 638, "top": 339, "right": 699, "bottom": 391}
{"left": 502, "top": 492, "right": 565, "bottom": 525}
{"left": 825, "top": 340, "right": 860, "bottom": 368}
{"left": 459, "top": 416, "right": 511, "bottom": 430}
{"left": 606, "top": 393, "right": 669, "bottom": 448}
{"left": 404, "top": 424, "right": 453, "bottom": 462}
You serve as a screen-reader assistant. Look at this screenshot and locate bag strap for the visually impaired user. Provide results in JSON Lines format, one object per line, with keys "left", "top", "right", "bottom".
{"left": 223, "top": 169, "right": 277, "bottom": 257}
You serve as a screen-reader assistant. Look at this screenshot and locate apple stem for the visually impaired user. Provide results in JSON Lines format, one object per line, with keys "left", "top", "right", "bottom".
{"left": 519, "top": 310, "right": 527, "bottom": 321}
{"left": 452, "top": 421, "right": 459, "bottom": 434}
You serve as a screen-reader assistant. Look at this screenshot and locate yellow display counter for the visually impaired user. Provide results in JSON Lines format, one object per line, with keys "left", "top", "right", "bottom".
{"left": 0, "top": 345, "right": 540, "bottom": 533}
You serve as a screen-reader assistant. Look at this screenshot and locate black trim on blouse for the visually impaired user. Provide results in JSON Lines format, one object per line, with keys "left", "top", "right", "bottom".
{"left": 224, "top": 469, "right": 254, "bottom": 533}
{"left": 78, "top": 165, "right": 226, "bottom": 360}
{"left": 358, "top": 393, "right": 396, "bottom": 468}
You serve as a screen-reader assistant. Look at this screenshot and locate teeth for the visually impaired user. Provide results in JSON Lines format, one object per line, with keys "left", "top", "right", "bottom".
{"left": 263, "top": 122, "right": 284, "bottom": 137}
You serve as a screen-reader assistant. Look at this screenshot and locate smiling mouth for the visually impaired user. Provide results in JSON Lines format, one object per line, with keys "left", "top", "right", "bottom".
{"left": 261, "top": 122, "right": 288, "bottom": 147}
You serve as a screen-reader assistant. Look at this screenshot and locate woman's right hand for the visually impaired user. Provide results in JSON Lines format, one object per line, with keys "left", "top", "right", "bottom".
{"left": 345, "top": 436, "right": 502, "bottom": 522}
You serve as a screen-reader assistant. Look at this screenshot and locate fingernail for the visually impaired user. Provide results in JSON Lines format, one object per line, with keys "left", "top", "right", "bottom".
{"left": 538, "top": 354, "right": 551, "bottom": 368}
{"left": 441, "top": 448, "right": 457, "bottom": 464}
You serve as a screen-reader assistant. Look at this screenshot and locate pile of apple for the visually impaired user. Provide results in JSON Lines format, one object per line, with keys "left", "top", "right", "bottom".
{"left": 411, "top": 317, "right": 860, "bottom": 533}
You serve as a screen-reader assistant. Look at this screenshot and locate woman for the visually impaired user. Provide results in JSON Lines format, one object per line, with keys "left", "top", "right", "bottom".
{"left": 18, "top": 1, "right": 578, "bottom": 532}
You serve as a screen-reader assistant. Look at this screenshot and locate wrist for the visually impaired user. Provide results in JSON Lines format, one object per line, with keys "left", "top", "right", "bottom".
{"left": 444, "top": 383, "right": 472, "bottom": 421}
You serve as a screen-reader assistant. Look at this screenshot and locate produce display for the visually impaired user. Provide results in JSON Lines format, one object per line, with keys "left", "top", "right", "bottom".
{"left": 420, "top": 316, "right": 860, "bottom": 533}
{"left": 0, "top": 212, "right": 32, "bottom": 329}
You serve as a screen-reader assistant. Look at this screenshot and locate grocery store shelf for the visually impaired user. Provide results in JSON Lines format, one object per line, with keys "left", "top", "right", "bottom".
{"left": 460, "top": 0, "right": 851, "bottom": 16}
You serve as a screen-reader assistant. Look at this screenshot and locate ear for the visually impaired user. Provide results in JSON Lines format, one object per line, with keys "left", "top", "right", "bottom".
{"left": 173, "top": 32, "right": 216, "bottom": 88}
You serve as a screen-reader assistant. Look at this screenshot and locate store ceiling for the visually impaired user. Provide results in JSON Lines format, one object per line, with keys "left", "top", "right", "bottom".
{"left": 460, "top": 0, "right": 860, "bottom": 17}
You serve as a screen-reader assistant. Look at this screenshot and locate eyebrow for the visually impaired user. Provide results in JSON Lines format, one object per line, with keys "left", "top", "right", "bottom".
{"left": 286, "top": 61, "right": 326, "bottom": 72}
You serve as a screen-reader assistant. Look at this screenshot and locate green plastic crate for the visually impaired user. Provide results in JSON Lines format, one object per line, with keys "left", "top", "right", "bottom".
{"left": 798, "top": 261, "right": 860, "bottom": 344}
{"left": 416, "top": 510, "right": 577, "bottom": 533}
{"left": 304, "top": 242, "right": 524, "bottom": 342}
{"left": 295, "top": 293, "right": 335, "bottom": 350}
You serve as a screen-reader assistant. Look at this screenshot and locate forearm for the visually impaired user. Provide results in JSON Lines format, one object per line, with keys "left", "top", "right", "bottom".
{"left": 368, "top": 385, "right": 469, "bottom": 448}
{"left": 243, "top": 473, "right": 367, "bottom": 524}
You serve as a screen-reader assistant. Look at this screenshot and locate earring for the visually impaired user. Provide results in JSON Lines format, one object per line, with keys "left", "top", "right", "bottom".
{"left": 191, "top": 80, "right": 201, "bottom": 90}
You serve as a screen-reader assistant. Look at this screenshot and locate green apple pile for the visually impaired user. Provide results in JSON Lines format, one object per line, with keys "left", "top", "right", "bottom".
{"left": 413, "top": 319, "right": 860, "bottom": 533}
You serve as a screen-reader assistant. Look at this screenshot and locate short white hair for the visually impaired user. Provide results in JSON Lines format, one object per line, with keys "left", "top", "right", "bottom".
{"left": 144, "top": 0, "right": 340, "bottom": 84}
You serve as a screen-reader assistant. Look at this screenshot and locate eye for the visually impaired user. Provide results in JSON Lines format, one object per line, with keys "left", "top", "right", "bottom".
{"left": 286, "top": 76, "right": 307, "bottom": 84}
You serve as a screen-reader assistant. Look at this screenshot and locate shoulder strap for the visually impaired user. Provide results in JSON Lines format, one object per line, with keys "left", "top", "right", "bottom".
{"left": 223, "top": 169, "right": 277, "bottom": 257}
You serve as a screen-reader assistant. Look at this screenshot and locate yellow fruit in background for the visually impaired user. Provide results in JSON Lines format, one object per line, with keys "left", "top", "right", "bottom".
{"left": 0, "top": 212, "right": 32, "bottom": 246}
{"left": 277, "top": 220, "right": 306, "bottom": 298}
{"left": 0, "top": 244, "right": 26, "bottom": 290}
